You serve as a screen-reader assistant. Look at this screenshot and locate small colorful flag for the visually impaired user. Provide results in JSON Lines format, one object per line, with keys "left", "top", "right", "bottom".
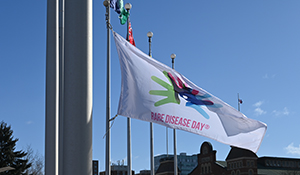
{"left": 126, "top": 19, "right": 135, "bottom": 46}
{"left": 238, "top": 99, "right": 243, "bottom": 104}
{"left": 110, "top": 0, "right": 129, "bottom": 25}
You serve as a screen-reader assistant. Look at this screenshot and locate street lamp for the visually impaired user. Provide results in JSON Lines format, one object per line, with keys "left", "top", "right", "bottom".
{"left": 147, "top": 32, "right": 153, "bottom": 57}
{"left": 171, "top": 53, "right": 176, "bottom": 69}
{"left": 125, "top": 3, "right": 132, "bottom": 10}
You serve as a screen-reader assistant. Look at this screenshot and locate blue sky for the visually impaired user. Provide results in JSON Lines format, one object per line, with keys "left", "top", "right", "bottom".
{"left": 1, "top": 0, "right": 300, "bottom": 173}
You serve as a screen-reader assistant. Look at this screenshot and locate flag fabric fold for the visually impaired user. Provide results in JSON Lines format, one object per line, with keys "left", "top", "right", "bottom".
{"left": 113, "top": 31, "right": 267, "bottom": 153}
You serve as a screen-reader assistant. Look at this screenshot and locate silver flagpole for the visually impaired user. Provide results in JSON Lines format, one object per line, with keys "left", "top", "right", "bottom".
{"left": 58, "top": 0, "right": 65, "bottom": 174}
{"left": 103, "top": 1, "right": 111, "bottom": 175}
{"left": 166, "top": 127, "right": 168, "bottom": 158}
{"left": 45, "top": 0, "right": 59, "bottom": 174}
{"left": 125, "top": 3, "right": 132, "bottom": 175}
{"left": 62, "top": 0, "right": 93, "bottom": 173}
{"left": 171, "top": 53, "right": 177, "bottom": 175}
{"left": 238, "top": 93, "right": 240, "bottom": 111}
{"left": 147, "top": 31, "right": 154, "bottom": 175}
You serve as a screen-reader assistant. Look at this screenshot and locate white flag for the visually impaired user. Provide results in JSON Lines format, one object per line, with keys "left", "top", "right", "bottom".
{"left": 113, "top": 31, "right": 267, "bottom": 153}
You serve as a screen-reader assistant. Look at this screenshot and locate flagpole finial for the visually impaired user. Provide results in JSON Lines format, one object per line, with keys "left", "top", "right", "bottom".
{"left": 147, "top": 31, "right": 153, "bottom": 38}
{"left": 103, "top": 0, "right": 109, "bottom": 7}
{"left": 125, "top": 3, "right": 132, "bottom": 10}
{"left": 171, "top": 53, "right": 176, "bottom": 59}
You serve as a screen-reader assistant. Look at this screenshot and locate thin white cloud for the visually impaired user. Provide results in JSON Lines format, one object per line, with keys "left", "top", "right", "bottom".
{"left": 253, "top": 101, "right": 266, "bottom": 115}
{"left": 285, "top": 143, "right": 300, "bottom": 156}
{"left": 272, "top": 107, "right": 289, "bottom": 116}
{"left": 254, "top": 101, "right": 263, "bottom": 107}
{"left": 262, "top": 73, "right": 276, "bottom": 79}
{"left": 254, "top": 108, "right": 266, "bottom": 115}
{"left": 262, "top": 74, "right": 269, "bottom": 79}
{"left": 26, "top": 121, "right": 33, "bottom": 125}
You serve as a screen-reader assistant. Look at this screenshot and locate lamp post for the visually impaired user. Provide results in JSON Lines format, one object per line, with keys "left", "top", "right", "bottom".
{"left": 125, "top": 4, "right": 132, "bottom": 175}
{"left": 171, "top": 53, "right": 177, "bottom": 175}
{"left": 147, "top": 31, "right": 154, "bottom": 175}
{"left": 147, "top": 32, "right": 153, "bottom": 57}
{"left": 171, "top": 54, "right": 176, "bottom": 69}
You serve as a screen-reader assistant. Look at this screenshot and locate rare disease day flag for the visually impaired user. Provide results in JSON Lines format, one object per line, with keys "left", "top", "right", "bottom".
{"left": 113, "top": 31, "right": 267, "bottom": 153}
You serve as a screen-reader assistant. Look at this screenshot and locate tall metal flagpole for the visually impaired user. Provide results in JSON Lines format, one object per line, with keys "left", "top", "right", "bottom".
{"left": 125, "top": 3, "right": 132, "bottom": 175}
{"left": 171, "top": 53, "right": 177, "bottom": 175}
{"left": 238, "top": 93, "right": 242, "bottom": 111}
{"left": 45, "top": 0, "right": 59, "bottom": 174}
{"left": 166, "top": 126, "right": 168, "bottom": 158}
{"left": 103, "top": 1, "right": 111, "bottom": 175}
{"left": 62, "top": 0, "right": 93, "bottom": 173}
{"left": 147, "top": 31, "right": 154, "bottom": 175}
{"left": 238, "top": 93, "right": 240, "bottom": 112}
{"left": 58, "top": 0, "right": 65, "bottom": 174}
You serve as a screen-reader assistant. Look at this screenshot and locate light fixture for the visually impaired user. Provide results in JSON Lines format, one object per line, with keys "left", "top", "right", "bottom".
{"left": 147, "top": 31, "right": 153, "bottom": 38}
{"left": 125, "top": 3, "right": 132, "bottom": 10}
{"left": 171, "top": 53, "right": 176, "bottom": 59}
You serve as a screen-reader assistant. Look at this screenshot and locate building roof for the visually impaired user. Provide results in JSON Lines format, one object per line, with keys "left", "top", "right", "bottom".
{"left": 226, "top": 146, "right": 257, "bottom": 160}
{"left": 216, "top": 161, "right": 227, "bottom": 168}
{"left": 156, "top": 157, "right": 180, "bottom": 175}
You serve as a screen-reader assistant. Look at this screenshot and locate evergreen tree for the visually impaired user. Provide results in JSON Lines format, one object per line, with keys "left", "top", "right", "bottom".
{"left": 0, "top": 121, "right": 31, "bottom": 175}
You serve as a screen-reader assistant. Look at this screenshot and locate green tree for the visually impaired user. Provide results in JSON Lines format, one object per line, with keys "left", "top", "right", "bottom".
{"left": 0, "top": 121, "right": 31, "bottom": 175}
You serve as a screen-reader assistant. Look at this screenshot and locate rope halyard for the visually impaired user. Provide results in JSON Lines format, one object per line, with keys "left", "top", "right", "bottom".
{"left": 103, "top": 114, "right": 118, "bottom": 139}
{"left": 105, "top": 8, "right": 113, "bottom": 30}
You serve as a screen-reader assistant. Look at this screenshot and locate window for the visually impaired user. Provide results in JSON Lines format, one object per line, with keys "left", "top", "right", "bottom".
{"left": 248, "top": 169, "right": 253, "bottom": 175}
{"left": 277, "top": 161, "right": 281, "bottom": 166}
{"left": 231, "top": 171, "right": 235, "bottom": 175}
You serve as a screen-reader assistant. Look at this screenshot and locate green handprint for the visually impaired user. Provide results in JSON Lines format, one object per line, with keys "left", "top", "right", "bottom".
{"left": 149, "top": 71, "right": 180, "bottom": 106}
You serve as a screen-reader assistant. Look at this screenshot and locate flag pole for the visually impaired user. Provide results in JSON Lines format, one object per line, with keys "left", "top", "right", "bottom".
{"left": 62, "top": 0, "right": 93, "bottom": 172}
{"left": 147, "top": 31, "right": 154, "bottom": 175}
{"left": 125, "top": 3, "right": 132, "bottom": 175}
{"left": 238, "top": 93, "right": 240, "bottom": 112}
{"left": 171, "top": 53, "right": 177, "bottom": 175}
{"left": 104, "top": 1, "right": 111, "bottom": 175}
{"left": 58, "top": 0, "right": 65, "bottom": 173}
{"left": 45, "top": 0, "right": 59, "bottom": 174}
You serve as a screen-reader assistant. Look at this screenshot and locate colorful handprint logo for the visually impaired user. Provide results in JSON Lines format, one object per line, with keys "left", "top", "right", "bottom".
{"left": 149, "top": 71, "right": 221, "bottom": 119}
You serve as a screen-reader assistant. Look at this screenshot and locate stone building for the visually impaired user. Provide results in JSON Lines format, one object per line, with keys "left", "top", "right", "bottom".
{"left": 189, "top": 142, "right": 227, "bottom": 175}
{"left": 189, "top": 141, "right": 300, "bottom": 175}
